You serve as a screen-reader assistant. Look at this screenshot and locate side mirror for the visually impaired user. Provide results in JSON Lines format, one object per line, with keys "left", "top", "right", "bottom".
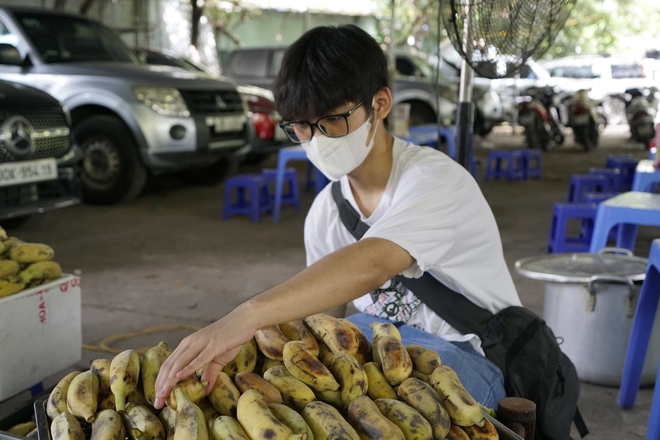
{"left": 0, "top": 43, "right": 23, "bottom": 66}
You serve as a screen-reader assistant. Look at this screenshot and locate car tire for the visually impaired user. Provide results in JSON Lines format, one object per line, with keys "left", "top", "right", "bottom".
{"left": 179, "top": 157, "right": 237, "bottom": 186}
{"left": 74, "top": 115, "right": 147, "bottom": 205}
{"left": 408, "top": 101, "right": 436, "bottom": 126}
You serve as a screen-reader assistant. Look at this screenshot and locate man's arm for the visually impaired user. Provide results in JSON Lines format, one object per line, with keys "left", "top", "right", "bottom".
{"left": 153, "top": 237, "right": 414, "bottom": 408}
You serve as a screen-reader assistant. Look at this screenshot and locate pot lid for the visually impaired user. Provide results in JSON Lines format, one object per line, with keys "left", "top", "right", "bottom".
{"left": 515, "top": 248, "right": 648, "bottom": 283}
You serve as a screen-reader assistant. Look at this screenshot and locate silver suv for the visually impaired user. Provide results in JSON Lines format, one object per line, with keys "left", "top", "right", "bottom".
{"left": 0, "top": 7, "right": 251, "bottom": 204}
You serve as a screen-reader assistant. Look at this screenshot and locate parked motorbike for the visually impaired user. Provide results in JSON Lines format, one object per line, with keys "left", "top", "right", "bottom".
{"left": 567, "top": 90, "right": 600, "bottom": 151}
{"left": 621, "top": 87, "right": 658, "bottom": 149}
{"left": 517, "top": 86, "right": 565, "bottom": 151}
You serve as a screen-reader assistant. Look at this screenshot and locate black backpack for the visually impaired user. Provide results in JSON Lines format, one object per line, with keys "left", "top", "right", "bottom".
{"left": 331, "top": 181, "right": 588, "bottom": 440}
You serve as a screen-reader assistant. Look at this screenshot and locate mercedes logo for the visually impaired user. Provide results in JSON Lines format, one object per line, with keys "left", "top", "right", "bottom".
{"left": 215, "top": 94, "right": 228, "bottom": 110}
{"left": 1, "top": 116, "right": 34, "bottom": 156}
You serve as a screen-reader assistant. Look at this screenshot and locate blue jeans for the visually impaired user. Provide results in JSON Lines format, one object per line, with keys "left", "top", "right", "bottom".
{"left": 346, "top": 313, "right": 506, "bottom": 409}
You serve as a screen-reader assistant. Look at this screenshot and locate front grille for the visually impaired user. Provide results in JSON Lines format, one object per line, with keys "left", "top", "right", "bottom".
{"left": 21, "top": 110, "right": 67, "bottom": 129}
{"left": 179, "top": 89, "right": 245, "bottom": 115}
{"left": 0, "top": 169, "right": 80, "bottom": 214}
{"left": 0, "top": 109, "right": 72, "bottom": 162}
{"left": 208, "top": 125, "right": 248, "bottom": 144}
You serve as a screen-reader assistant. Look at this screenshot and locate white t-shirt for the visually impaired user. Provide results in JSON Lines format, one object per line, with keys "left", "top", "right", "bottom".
{"left": 304, "top": 138, "right": 521, "bottom": 354}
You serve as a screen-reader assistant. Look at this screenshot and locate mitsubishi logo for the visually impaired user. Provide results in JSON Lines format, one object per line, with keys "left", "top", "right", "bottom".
{"left": 215, "top": 94, "right": 227, "bottom": 110}
{"left": 1, "top": 116, "right": 34, "bottom": 156}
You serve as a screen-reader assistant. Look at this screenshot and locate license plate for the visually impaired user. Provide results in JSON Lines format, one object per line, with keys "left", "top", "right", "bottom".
{"left": 0, "top": 158, "right": 57, "bottom": 188}
{"left": 572, "top": 113, "right": 590, "bottom": 125}
{"left": 206, "top": 115, "right": 245, "bottom": 133}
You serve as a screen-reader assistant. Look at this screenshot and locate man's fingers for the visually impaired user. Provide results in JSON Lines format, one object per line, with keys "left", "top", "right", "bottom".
{"left": 201, "top": 361, "right": 223, "bottom": 395}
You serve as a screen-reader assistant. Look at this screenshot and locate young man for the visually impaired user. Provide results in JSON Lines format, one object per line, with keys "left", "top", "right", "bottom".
{"left": 154, "top": 25, "right": 521, "bottom": 410}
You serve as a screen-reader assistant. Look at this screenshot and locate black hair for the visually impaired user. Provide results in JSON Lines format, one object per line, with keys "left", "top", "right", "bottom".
{"left": 273, "top": 24, "right": 389, "bottom": 122}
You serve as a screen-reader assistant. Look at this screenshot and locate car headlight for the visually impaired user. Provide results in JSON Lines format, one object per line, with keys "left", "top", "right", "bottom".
{"left": 133, "top": 87, "right": 190, "bottom": 118}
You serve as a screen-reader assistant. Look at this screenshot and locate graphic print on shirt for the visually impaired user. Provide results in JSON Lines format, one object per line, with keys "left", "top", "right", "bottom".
{"left": 365, "top": 278, "right": 421, "bottom": 323}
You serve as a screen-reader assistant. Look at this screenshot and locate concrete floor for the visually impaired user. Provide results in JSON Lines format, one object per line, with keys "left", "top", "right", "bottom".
{"left": 1, "top": 124, "right": 657, "bottom": 439}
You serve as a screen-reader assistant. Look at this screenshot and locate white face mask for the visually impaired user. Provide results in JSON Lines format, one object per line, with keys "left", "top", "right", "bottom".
{"left": 302, "top": 106, "right": 380, "bottom": 182}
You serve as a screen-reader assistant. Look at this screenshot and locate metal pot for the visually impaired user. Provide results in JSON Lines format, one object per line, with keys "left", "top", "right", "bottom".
{"left": 515, "top": 248, "right": 660, "bottom": 386}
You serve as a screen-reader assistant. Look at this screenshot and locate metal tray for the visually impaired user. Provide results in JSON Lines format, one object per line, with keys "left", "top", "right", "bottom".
{"left": 32, "top": 396, "right": 49, "bottom": 440}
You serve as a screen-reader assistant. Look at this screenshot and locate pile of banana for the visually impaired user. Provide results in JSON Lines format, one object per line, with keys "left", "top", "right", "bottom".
{"left": 44, "top": 314, "right": 499, "bottom": 440}
{"left": 0, "top": 226, "right": 62, "bottom": 299}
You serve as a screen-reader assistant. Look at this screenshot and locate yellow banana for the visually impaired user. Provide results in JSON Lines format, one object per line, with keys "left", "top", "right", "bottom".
{"left": 2, "top": 236, "right": 23, "bottom": 251}
{"left": 374, "top": 398, "right": 434, "bottom": 440}
{"left": 167, "top": 377, "right": 207, "bottom": 410}
{"left": 301, "top": 401, "right": 360, "bottom": 440}
{"left": 141, "top": 342, "right": 170, "bottom": 406}
{"left": 410, "top": 370, "right": 431, "bottom": 384}
{"left": 236, "top": 389, "right": 304, "bottom": 440}
{"left": 66, "top": 370, "right": 99, "bottom": 422}
{"left": 269, "top": 403, "right": 314, "bottom": 440}
{"left": 9, "top": 421, "right": 36, "bottom": 437}
{"left": 197, "top": 398, "right": 221, "bottom": 429}
{"left": 316, "top": 342, "right": 335, "bottom": 368}
{"left": 0, "top": 275, "right": 25, "bottom": 298}
{"left": 222, "top": 339, "right": 258, "bottom": 377}
{"left": 122, "top": 403, "right": 165, "bottom": 440}
{"left": 397, "top": 378, "right": 451, "bottom": 440}
{"left": 329, "top": 352, "right": 368, "bottom": 410}
{"left": 461, "top": 419, "right": 498, "bottom": 440}
{"left": 90, "top": 410, "right": 125, "bottom": 440}
{"left": 9, "top": 243, "right": 54, "bottom": 263}
{"left": 313, "top": 389, "right": 343, "bottom": 409}
{"left": 363, "top": 362, "right": 398, "bottom": 400}
{"left": 47, "top": 371, "right": 82, "bottom": 419}
{"left": 261, "top": 357, "right": 284, "bottom": 375}
{"left": 158, "top": 406, "right": 176, "bottom": 440}
{"left": 347, "top": 396, "right": 405, "bottom": 440}
{"left": 263, "top": 365, "right": 316, "bottom": 411}
{"left": 90, "top": 359, "right": 115, "bottom": 411}
{"left": 338, "top": 319, "right": 372, "bottom": 364}
{"left": 173, "top": 388, "right": 209, "bottom": 440}
{"left": 370, "top": 322, "right": 402, "bottom": 343}
{"left": 283, "top": 341, "right": 339, "bottom": 392}
{"left": 110, "top": 349, "right": 140, "bottom": 412}
{"left": 0, "top": 226, "right": 6, "bottom": 240}
{"left": 279, "top": 320, "right": 320, "bottom": 356}
{"left": 209, "top": 416, "right": 249, "bottom": 440}
{"left": 377, "top": 336, "right": 412, "bottom": 386}
{"left": 255, "top": 325, "right": 290, "bottom": 361}
{"left": 303, "top": 314, "right": 359, "bottom": 356}
{"left": 431, "top": 365, "right": 484, "bottom": 427}
{"left": 128, "top": 381, "right": 151, "bottom": 408}
{"left": 233, "top": 371, "right": 283, "bottom": 404}
{"left": 446, "top": 425, "right": 471, "bottom": 440}
{"left": 19, "top": 261, "right": 62, "bottom": 284}
{"left": 0, "top": 260, "right": 19, "bottom": 278}
{"left": 405, "top": 345, "right": 442, "bottom": 376}
{"left": 207, "top": 372, "right": 241, "bottom": 417}
{"left": 50, "top": 413, "right": 85, "bottom": 440}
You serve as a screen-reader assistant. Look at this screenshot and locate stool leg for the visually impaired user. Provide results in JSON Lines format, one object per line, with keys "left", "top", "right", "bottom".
{"left": 616, "top": 224, "right": 639, "bottom": 252}
{"left": 274, "top": 156, "right": 287, "bottom": 223}
{"left": 222, "top": 185, "right": 232, "bottom": 220}
{"left": 619, "top": 268, "right": 660, "bottom": 408}
{"left": 315, "top": 168, "right": 329, "bottom": 194}
{"left": 647, "top": 361, "right": 660, "bottom": 439}
{"left": 250, "top": 182, "right": 260, "bottom": 222}
{"left": 291, "top": 175, "right": 301, "bottom": 211}
{"left": 547, "top": 209, "right": 559, "bottom": 252}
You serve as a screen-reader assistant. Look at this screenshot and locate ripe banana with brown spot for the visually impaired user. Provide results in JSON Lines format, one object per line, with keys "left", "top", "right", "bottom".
{"left": 128, "top": 385, "right": 151, "bottom": 408}
{"left": 370, "top": 322, "right": 401, "bottom": 342}
{"left": 329, "top": 352, "right": 368, "bottom": 410}
{"left": 236, "top": 389, "right": 304, "bottom": 440}
{"left": 363, "top": 362, "right": 398, "bottom": 400}
{"left": 283, "top": 341, "right": 339, "bottom": 392}
{"left": 91, "top": 359, "right": 116, "bottom": 411}
{"left": 301, "top": 401, "right": 360, "bottom": 440}
{"left": 209, "top": 416, "right": 249, "bottom": 440}
{"left": 233, "top": 371, "right": 283, "bottom": 404}
{"left": 269, "top": 403, "right": 314, "bottom": 440}
{"left": 197, "top": 399, "right": 220, "bottom": 429}
{"left": 19, "top": 261, "right": 61, "bottom": 284}
{"left": 316, "top": 342, "right": 335, "bottom": 368}
{"left": 339, "top": 319, "right": 372, "bottom": 364}
{"left": 141, "top": 342, "right": 171, "bottom": 406}
{"left": 445, "top": 425, "right": 471, "bottom": 440}
{"left": 47, "top": 371, "right": 82, "bottom": 419}
{"left": 110, "top": 349, "right": 140, "bottom": 412}
{"left": 410, "top": 370, "right": 431, "bottom": 385}
{"left": 167, "top": 377, "right": 207, "bottom": 410}
{"left": 0, "top": 275, "right": 25, "bottom": 298}
{"left": 51, "top": 413, "right": 85, "bottom": 440}
{"left": 207, "top": 372, "right": 241, "bottom": 417}
{"left": 279, "top": 320, "right": 320, "bottom": 356}
{"left": 222, "top": 339, "right": 258, "bottom": 377}
{"left": 255, "top": 325, "right": 290, "bottom": 361}
{"left": 9, "top": 243, "right": 54, "bottom": 263}
{"left": 263, "top": 365, "right": 316, "bottom": 411}
{"left": 397, "top": 378, "right": 450, "bottom": 440}
{"left": 347, "top": 396, "right": 406, "bottom": 440}
{"left": 303, "top": 314, "right": 359, "bottom": 356}
{"left": 261, "top": 357, "right": 284, "bottom": 375}
{"left": 67, "top": 370, "right": 99, "bottom": 422}
{"left": 173, "top": 388, "right": 209, "bottom": 440}
{"left": 377, "top": 336, "right": 413, "bottom": 386}
{"left": 461, "top": 419, "right": 498, "bottom": 440}
{"left": 90, "top": 410, "right": 125, "bottom": 440}
{"left": 0, "top": 260, "right": 19, "bottom": 278}
{"left": 122, "top": 403, "right": 165, "bottom": 440}
{"left": 158, "top": 406, "right": 176, "bottom": 440}
{"left": 431, "top": 365, "right": 484, "bottom": 427}
{"left": 405, "top": 345, "right": 441, "bottom": 376}
{"left": 374, "top": 398, "right": 434, "bottom": 440}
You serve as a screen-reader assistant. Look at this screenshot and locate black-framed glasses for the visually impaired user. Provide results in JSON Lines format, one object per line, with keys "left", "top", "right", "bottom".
{"left": 279, "top": 101, "right": 365, "bottom": 143}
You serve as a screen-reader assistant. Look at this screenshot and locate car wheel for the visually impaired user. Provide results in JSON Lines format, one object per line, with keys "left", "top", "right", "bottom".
{"left": 179, "top": 157, "right": 237, "bottom": 186}
{"left": 407, "top": 101, "right": 436, "bottom": 126}
{"left": 74, "top": 115, "right": 147, "bottom": 205}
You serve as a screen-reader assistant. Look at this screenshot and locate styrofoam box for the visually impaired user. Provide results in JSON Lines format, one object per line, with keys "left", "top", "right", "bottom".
{"left": 0, "top": 274, "right": 81, "bottom": 401}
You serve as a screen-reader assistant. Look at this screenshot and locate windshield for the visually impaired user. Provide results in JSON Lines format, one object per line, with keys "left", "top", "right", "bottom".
{"left": 14, "top": 12, "right": 136, "bottom": 63}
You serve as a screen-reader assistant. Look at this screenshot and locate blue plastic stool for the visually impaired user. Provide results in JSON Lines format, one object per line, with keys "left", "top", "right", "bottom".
{"left": 589, "top": 167, "right": 624, "bottom": 193}
{"left": 439, "top": 126, "right": 457, "bottom": 158}
{"left": 305, "top": 163, "right": 331, "bottom": 195}
{"left": 607, "top": 155, "right": 639, "bottom": 191}
{"left": 222, "top": 174, "right": 272, "bottom": 222}
{"left": 567, "top": 174, "right": 612, "bottom": 203}
{"left": 484, "top": 150, "right": 525, "bottom": 182}
{"left": 262, "top": 168, "right": 301, "bottom": 211}
{"left": 606, "top": 154, "right": 635, "bottom": 168}
{"left": 619, "top": 239, "right": 660, "bottom": 439}
{"left": 520, "top": 150, "right": 542, "bottom": 179}
{"left": 547, "top": 202, "right": 598, "bottom": 253}
{"left": 632, "top": 167, "right": 660, "bottom": 193}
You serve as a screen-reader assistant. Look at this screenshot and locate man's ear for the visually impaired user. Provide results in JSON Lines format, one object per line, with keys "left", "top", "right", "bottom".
{"left": 374, "top": 87, "right": 393, "bottom": 120}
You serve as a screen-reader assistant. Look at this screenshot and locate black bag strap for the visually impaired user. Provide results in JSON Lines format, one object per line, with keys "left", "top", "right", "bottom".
{"left": 331, "top": 181, "right": 495, "bottom": 340}
{"left": 574, "top": 408, "right": 589, "bottom": 438}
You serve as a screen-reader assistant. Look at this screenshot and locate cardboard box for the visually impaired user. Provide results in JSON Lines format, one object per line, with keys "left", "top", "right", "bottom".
{"left": 0, "top": 275, "right": 81, "bottom": 401}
